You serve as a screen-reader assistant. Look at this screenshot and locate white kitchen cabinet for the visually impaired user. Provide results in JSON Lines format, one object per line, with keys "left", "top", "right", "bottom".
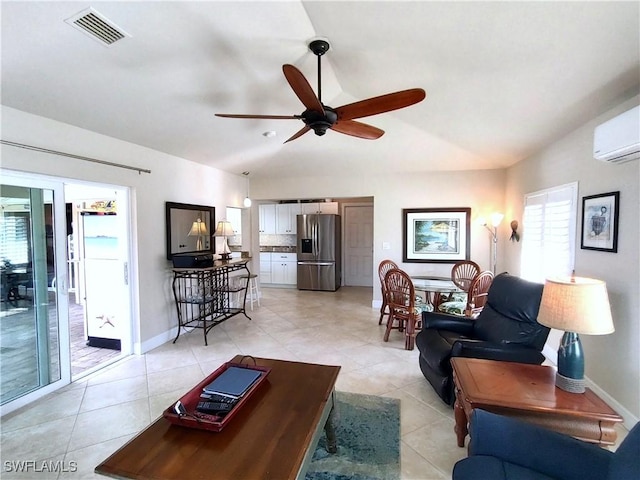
{"left": 276, "top": 203, "right": 300, "bottom": 234}
{"left": 300, "top": 202, "right": 339, "bottom": 215}
{"left": 270, "top": 252, "right": 297, "bottom": 285}
{"left": 258, "top": 204, "right": 276, "bottom": 234}
{"left": 259, "top": 252, "right": 272, "bottom": 283}
{"left": 226, "top": 206, "right": 242, "bottom": 235}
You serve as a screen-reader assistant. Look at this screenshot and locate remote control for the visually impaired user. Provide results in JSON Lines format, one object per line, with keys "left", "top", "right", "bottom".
{"left": 196, "top": 401, "right": 234, "bottom": 414}
{"left": 201, "top": 393, "right": 238, "bottom": 404}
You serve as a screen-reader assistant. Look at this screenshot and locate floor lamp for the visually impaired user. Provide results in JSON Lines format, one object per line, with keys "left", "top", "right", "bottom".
{"left": 480, "top": 212, "right": 503, "bottom": 274}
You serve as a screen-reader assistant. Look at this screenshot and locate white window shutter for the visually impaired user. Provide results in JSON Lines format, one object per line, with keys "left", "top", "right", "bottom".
{"left": 521, "top": 183, "right": 577, "bottom": 283}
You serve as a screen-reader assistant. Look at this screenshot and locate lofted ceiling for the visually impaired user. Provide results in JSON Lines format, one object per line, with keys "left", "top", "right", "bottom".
{"left": 1, "top": 1, "right": 639, "bottom": 179}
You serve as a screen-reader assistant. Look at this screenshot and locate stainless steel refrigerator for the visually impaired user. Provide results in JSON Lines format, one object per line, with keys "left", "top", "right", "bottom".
{"left": 297, "top": 214, "right": 341, "bottom": 291}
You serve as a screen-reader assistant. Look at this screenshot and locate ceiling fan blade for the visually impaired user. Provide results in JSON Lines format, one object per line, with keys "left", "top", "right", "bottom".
{"left": 336, "top": 88, "right": 426, "bottom": 121}
{"left": 284, "top": 125, "right": 311, "bottom": 143}
{"left": 282, "top": 64, "right": 324, "bottom": 114}
{"left": 331, "top": 120, "right": 384, "bottom": 140}
{"left": 215, "top": 113, "right": 300, "bottom": 120}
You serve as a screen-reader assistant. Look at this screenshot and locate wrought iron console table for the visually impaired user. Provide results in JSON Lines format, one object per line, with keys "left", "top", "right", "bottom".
{"left": 172, "top": 259, "right": 251, "bottom": 345}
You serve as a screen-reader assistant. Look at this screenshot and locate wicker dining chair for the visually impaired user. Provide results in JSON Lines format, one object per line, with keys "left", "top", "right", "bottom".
{"left": 438, "top": 270, "right": 494, "bottom": 317}
{"left": 384, "top": 268, "right": 421, "bottom": 350}
{"left": 464, "top": 270, "right": 494, "bottom": 317}
{"left": 378, "top": 259, "right": 398, "bottom": 325}
{"left": 451, "top": 260, "right": 481, "bottom": 292}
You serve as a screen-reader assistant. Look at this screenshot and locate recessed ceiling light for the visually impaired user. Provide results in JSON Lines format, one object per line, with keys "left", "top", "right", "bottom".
{"left": 262, "top": 131, "right": 277, "bottom": 138}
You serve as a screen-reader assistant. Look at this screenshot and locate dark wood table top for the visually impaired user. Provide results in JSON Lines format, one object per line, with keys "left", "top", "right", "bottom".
{"left": 95, "top": 356, "right": 341, "bottom": 480}
{"left": 451, "top": 357, "right": 622, "bottom": 422}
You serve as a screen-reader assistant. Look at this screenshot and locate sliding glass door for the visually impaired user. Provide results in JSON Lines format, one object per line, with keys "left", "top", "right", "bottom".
{"left": 0, "top": 174, "right": 70, "bottom": 407}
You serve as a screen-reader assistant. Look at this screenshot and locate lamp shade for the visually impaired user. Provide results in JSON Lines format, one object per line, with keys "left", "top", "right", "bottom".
{"left": 490, "top": 212, "right": 504, "bottom": 227}
{"left": 188, "top": 218, "right": 209, "bottom": 236}
{"left": 214, "top": 220, "right": 235, "bottom": 237}
{"left": 537, "top": 276, "right": 614, "bottom": 335}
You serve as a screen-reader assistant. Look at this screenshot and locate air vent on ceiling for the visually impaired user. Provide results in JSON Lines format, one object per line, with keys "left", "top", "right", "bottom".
{"left": 65, "top": 7, "right": 130, "bottom": 47}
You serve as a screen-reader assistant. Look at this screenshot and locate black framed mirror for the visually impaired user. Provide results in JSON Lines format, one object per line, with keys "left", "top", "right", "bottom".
{"left": 165, "top": 202, "right": 215, "bottom": 260}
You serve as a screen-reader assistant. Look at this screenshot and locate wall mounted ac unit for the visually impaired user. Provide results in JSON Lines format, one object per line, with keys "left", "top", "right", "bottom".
{"left": 593, "top": 105, "right": 640, "bottom": 164}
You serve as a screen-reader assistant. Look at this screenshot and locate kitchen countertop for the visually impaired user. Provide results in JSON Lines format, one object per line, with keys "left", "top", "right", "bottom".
{"left": 260, "top": 246, "right": 297, "bottom": 253}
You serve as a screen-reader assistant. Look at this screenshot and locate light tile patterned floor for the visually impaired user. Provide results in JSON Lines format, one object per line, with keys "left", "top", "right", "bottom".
{"left": 0, "top": 286, "right": 470, "bottom": 479}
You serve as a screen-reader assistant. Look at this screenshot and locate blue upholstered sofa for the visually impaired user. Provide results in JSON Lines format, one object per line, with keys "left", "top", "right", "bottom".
{"left": 453, "top": 409, "right": 640, "bottom": 480}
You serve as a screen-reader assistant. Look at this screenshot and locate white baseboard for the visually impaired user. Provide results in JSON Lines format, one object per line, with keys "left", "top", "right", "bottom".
{"left": 136, "top": 326, "right": 179, "bottom": 354}
{"left": 585, "top": 378, "right": 638, "bottom": 430}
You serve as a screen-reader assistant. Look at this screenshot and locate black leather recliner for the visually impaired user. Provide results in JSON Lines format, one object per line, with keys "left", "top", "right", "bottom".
{"left": 415, "top": 273, "right": 549, "bottom": 405}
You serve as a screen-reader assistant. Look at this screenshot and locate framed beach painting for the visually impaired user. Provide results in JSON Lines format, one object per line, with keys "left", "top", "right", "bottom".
{"left": 402, "top": 208, "right": 471, "bottom": 263}
{"left": 581, "top": 191, "right": 619, "bottom": 253}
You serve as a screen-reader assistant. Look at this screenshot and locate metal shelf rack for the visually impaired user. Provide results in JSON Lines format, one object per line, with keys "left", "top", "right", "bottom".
{"left": 172, "top": 259, "right": 251, "bottom": 345}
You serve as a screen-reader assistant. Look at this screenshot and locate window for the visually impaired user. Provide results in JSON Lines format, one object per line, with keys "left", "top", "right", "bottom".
{"left": 521, "top": 182, "right": 578, "bottom": 283}
{"left": 0, "top": 212, "right": 30, "bottom": 266}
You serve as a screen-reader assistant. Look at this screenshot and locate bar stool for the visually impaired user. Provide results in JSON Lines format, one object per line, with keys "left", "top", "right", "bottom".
{"left": 239, "top": 274, "right": 260, "bottom": 310}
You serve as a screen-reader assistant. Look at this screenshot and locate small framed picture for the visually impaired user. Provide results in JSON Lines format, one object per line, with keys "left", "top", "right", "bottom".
{"left": 581, "top": 191, "right": 619, "bottom": 252}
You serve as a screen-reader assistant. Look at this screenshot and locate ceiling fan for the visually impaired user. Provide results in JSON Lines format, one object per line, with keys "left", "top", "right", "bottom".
{"left": 215, "top": 39, "right": 426, "bottom": 143}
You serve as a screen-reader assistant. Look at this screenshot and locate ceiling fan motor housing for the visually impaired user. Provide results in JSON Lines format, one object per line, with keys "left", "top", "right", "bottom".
{"left": 309, "top": 39, "right": 330, "bottom": 56}
{"left": 303, "top": 106, "right": 337, "bottom": 136}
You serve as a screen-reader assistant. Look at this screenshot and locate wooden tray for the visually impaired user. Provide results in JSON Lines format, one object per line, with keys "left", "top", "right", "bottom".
{"left": 163, "top": 358, "right": 271, "bottom": 432}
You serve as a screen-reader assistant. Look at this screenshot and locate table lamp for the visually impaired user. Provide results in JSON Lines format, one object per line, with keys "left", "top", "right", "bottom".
{"left": 214, "top": 220, "right": 235, "bottom": 260}
{"left": 188, "top": 218, "right": 209, "bottom": 251}
{"left": 537, "top": 275, "right": 614, "bottom": 393}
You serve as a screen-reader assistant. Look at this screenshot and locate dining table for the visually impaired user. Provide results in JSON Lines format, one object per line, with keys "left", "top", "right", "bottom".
{"left": 410, "top": 275, "right": 462, "bottom": 310}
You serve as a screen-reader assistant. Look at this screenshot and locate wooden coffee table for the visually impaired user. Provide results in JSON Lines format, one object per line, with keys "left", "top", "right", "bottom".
{"left": 95, "top": 356, "right": 340, "bottom": 480}
{"left": 451, "top": 357, "right": 623, "bottom": 447}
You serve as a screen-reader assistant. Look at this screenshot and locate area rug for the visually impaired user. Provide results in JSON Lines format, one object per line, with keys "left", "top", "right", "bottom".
{"left": 306, "top": 391, "right": 401, "bottom": 480}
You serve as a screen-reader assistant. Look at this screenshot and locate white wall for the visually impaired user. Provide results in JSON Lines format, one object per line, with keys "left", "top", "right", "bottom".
{"left": 504, "top": 96, "right": 640, "bottom": 420}
{"left": 1, "top": 106, "right": 248, "bottom": 352}
{"left": 249, "top": 169, "right": 506, "bottom": 306}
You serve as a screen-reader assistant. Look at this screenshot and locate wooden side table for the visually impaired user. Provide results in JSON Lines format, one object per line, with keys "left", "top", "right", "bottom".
{"left": 451, "top": 357, "right": 623, "bottom": 447}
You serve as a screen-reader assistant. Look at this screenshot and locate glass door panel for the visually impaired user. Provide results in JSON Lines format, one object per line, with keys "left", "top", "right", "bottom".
{"left": 0, "top": 185, "right": 61, "bottom": 404}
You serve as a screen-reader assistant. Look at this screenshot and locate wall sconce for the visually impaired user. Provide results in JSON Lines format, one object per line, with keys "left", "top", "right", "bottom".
{"left": 242, "top": 171, "right": 252, "bottom": 208}
{"left": 537, "top": 275, "right": 614, "bottom": 393}
{"left": 478, "top": 212, "right": 504, "bottom": 274}
{"left": 187, "top": 218, "right": 209, "bottom": 251}
{"left": 510, "top": 220, "right": 520, "bottom": 242}
{"left": 214, "top": 220, "right": 235, "bottom": 260}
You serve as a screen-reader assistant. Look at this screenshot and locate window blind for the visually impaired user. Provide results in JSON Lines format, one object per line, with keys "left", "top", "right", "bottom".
{"left": 0, "top": 214, "right": 30, "bottom": 266}
{"left": 521, "top": 183, "right": 577, "bottom": 283}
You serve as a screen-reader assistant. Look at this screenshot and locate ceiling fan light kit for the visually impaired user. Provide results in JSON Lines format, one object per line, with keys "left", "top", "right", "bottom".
{"left": 216, "top": 39, "right": 426, "bottom": 143}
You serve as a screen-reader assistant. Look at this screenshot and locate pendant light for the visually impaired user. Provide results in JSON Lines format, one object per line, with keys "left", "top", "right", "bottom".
{"left": 242, "top": 171, "right": 252, "bottom": 207}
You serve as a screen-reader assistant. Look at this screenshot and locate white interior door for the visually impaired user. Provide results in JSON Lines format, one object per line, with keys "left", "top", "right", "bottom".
{"left": 343, "top": 205, "right": 374, "bottom": 286}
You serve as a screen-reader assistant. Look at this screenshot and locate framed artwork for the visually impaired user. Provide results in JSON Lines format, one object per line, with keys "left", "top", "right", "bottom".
{"left": 581, "top": 191, "right": 619, "bottom": 253}
{"left": 402, "top": 208, "right": 471, "bottom": 263}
